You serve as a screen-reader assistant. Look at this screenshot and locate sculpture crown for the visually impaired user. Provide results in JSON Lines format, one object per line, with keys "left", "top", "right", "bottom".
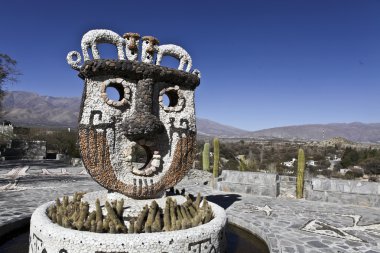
{"left": 66, "top": 29, "right": 200, "bottom": 77}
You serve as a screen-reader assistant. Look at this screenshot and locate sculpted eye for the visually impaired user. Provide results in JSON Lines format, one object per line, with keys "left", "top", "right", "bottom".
{"left": 163, "top": 90, "right": 178, "bottom": 107}
{"left": 159, "top": 86, "right": 185, "bottom": 112}
{"left": 145, "top": 41, "right": 149, "bottom": 44}
{"left": 101, "top": 78, "right": 131, "bottom": 107}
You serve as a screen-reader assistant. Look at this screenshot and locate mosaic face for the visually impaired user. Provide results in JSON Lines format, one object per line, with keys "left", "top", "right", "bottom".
{"left": 77, "top": 60, "right": 199, "bottom": 199}
{"left": 66, "top": 29, "right": 200, "bottom": 199}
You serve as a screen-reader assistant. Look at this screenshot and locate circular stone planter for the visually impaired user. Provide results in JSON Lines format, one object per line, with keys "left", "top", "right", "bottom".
{"left": 29, "top": 193, "right": 226, "bottom": 253}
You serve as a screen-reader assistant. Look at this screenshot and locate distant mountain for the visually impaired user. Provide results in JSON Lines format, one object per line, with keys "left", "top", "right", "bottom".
{"left": 2, "top": 91, "right": 380, "bottom": 143}
{"left": 2, "top": 91, "right": 245, "bottom": 136}
{"left": 249, "top": 123, "right": 380, "bottom": 143}
{"left": 196, "top": 118, "right": 250, "bottom": 137}
{"left": 2, "top": 91, "right": 80, "bottom": 128}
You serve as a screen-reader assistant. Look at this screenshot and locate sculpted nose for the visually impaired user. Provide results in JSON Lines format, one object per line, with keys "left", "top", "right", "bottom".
{"left": 123, "top": 79, "right": 165, "bottom": 141}
{"left": 146, "top": 46, "right": 155, "bottom": 54}
{"left": 128, "top": 38, "right": 137, "bottom": 51}
{"left": 124, "top": 114, "right": 164, "bottom": 141}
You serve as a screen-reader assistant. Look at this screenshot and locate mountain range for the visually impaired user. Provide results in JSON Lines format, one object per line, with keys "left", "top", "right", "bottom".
{"left": 2, "top": 91, "right": 380, "bottom": 143}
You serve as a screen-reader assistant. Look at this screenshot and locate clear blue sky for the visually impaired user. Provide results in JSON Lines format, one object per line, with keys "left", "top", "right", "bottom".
{"left": 1, "top": 0, "right": 380, "bottom": 131}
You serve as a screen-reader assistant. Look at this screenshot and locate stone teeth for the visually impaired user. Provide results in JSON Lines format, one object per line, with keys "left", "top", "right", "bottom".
{"left": 151, "top": 159, "right": 160, "bottom": 168}
{"left": 152, "top": 154, "right": 161, "bottom": 159}
{"left": 132, "top": 167, "right": 145, "bottom": 175}
{"left": 145, "top": 167, "right": 153, "bottom": 175}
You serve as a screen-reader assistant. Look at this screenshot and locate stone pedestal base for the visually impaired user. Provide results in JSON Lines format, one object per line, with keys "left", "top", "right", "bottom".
{"left": 29, "top": 191, "right": 226, "bottom": 253}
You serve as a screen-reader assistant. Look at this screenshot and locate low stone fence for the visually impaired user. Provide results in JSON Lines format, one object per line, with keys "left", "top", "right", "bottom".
{"left": 279, "top": 175, "right": 297, "bottom": 198}
{"left": 214, "top": 170, "right": 380, "bottom": 207}
{"left": 214, "top": 170, "right": 279, "bottom": 197}
{"left": 306, "top": 178, "right": 380, "bottom": 207}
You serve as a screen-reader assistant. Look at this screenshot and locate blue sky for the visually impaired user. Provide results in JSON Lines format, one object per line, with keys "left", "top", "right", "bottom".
{"left": 1, "top": 0, "right": 380, "bottom": 131}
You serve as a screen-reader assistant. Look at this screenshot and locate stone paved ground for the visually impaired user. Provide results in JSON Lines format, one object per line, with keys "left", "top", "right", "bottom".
{"left": 1, "top": 163, "right": 379, "bottom": 253}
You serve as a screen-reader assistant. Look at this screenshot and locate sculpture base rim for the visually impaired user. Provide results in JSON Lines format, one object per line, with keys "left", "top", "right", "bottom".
{"left": 29, "top": 191, "right": 227, "bottom": 253}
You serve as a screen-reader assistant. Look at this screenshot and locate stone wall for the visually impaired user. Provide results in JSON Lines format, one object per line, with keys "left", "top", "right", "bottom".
{"left": 306, "top": 178, "right": 380, "bottom": 207}
{"left": 215, "top": 170, "right": 380, "bottom": 207}
{"left": 215, "top": 170, "right": 279, "bottom": 197}
{"left": 279, "top": 175, "right": 297, "bottom": 198}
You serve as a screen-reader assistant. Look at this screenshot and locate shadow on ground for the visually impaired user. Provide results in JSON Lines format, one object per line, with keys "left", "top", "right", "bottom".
{"left": 0, "top": 160, "right": 70, "bottom": 170}
{"left": 206, "top": 194, "right": 242, "bottom": 209}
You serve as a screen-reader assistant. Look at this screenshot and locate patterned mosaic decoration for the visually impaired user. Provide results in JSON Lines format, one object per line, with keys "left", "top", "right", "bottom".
{"left": 67, "top": 29, "right": 201, "bottom": 199}
{"left": 301, "top": 214, "right": 380, "bottom": 242}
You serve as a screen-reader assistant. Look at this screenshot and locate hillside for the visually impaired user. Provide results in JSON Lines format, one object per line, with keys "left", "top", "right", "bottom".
{"left": 2, "top": 91, "right": 244, "bottom": 136}
{"left": 2, "top": 91, "right": 80, "bottom": 128}
{"left": 2, "top": 91, "right": 380, "bottom": 143}
{"left": 249, "top": 123, "right": 380, "bottom": 143}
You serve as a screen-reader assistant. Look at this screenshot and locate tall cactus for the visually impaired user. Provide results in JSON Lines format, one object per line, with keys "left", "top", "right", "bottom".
{"left": 213, "top": 138, "right": 220, "bottom": 177}
{"left": 202, "top": 143, "right": 210, "bottom": 171}
{"left": 296, "top": 148, "right": 305, "bottom": 199}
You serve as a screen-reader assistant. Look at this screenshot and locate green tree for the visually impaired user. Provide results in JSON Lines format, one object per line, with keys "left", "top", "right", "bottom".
{"left": 341, "top": 147, "right": 359, "bottom": 168}
{"left": 0, "top": 54, "right": 20, "bottom": 116}
{"left": 360, "top": 157, "right": 380, "bottom": 175}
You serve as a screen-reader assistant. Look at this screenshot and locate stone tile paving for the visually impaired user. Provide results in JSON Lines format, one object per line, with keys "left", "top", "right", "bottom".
{"left": 0, "top": 161, "right": 104, "bottom": 226}
{"left": 0, "top": 177, "right": 103, "bottom": 225}
{"left": 1, "top": 166, "right": 379, "bottom": 253}
{"left": 179, "top": 179, "right": 380, "bottom": 253}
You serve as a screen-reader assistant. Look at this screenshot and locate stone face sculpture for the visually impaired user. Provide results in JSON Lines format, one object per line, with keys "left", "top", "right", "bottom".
{"left": 28, "top": 29, "right": 226, "bottom": 253}
{"left": 67, "top": 29, "right": 200, "bottom": 199}
{"left": 141, "top": 36, "right": 160, "bottom": 64}
{"left": 123, "top": 32, "right": 140, "bottom": 61}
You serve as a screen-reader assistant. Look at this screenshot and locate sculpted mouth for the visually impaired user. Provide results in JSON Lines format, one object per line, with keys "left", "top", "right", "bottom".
{"left": 125, "top": 139, "right": 162, "bottom": 177}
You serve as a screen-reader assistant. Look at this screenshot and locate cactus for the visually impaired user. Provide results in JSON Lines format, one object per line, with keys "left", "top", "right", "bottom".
{"left": 95, "top": 199, "right": 103, "bottom": 223}
{"left": 62, "top": 196, "right": 69, "bottom": 207}
{"left": 128, "top": 218, "right": 135, "bottom": 234}
{"left": 151, "top": 209, "right": 162, "bottom": 232}
{"left": 163, "top": 199, "right": 171, "bottom": 231}
{"left": 84, "top": 211, "right": 96, "bottom": 230}
{"left": 296, "top": 148, "right": 305, "bottom": 199}
{"left": 109, "top": 221, "right": 116, "bottom": 233}
{"left": 62, "top": 216, "right": 71, "bottom": 228}
{"left": 48, "top": 192, "right": 214, "bottom": 234}
{"left": 194, "top": 193, "right": 201, "bottom": 210}
{"left": 116, "top": 199, "right": 124, "bottom": 219}
{"left": 134, "top": 204, "right": 148, "bottom": 233}
{"left": 213, "top": 138, "right": 220, "bottom": 177}
{"left": 105, "top": 201, "right": 127, "bottom": 233}
{"left": 203, "top": 207, "right": 213, "bottom": 223}
{"left": 78, "top": 202, "right": 89, "bottom": 223}
{"left": 176, "top": 206, "right": 183, "bottom": 222}
{"left": 103, "top": 218, "right": 109, "bottom": 232}
{"left": 170, "top": 199, "right": 177, "bottom": 231}
{"left": 90, "top": 220, "right": 96, "bottom": 232}
{"left": 96, "top": 220, "right": 103, "bottom": 233}
{"left": 202, "top": 143, "right": 210, "bottom": 171}
{"left": 145, "top": 200, "right": 158, "bottom": 233}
